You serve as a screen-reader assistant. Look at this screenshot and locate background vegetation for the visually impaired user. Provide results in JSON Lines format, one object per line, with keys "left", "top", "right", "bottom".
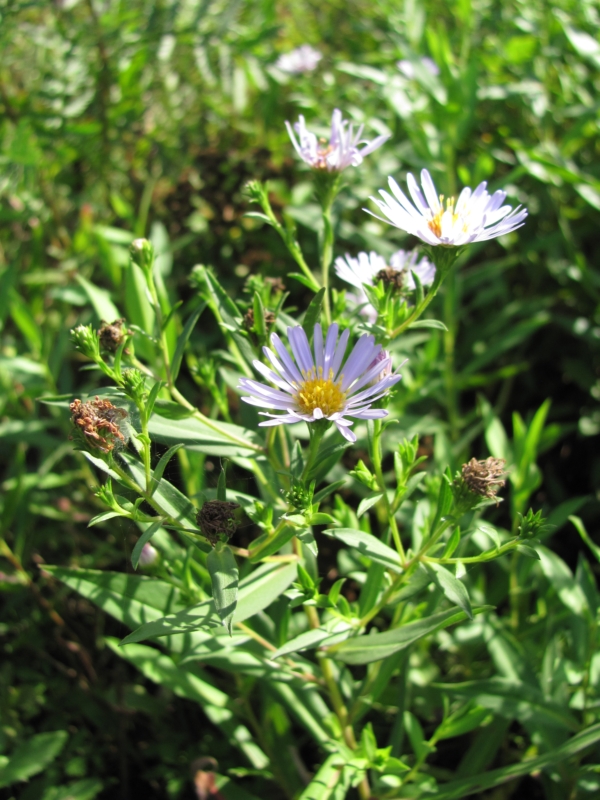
{"left": 1, "top": 0, "right": 600, "bottom": 797}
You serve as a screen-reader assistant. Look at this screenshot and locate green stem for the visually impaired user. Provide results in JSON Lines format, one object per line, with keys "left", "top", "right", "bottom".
{"left": 443, "top": 269, "right": 459, "bottom": 440}
{"left": 370, "top": 420, "right": 406, "bottom": 562}
{"left": 300, "top": 422, "right": 329, "bottom": 483}
{"left": 321, "top": 202, "right": 334, "bottom": 325}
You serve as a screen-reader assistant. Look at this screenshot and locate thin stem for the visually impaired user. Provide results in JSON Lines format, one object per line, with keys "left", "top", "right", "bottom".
{"left": 321, "top": 202, "right": 334, "bottom": 325}
{"left": 370, "top": 420, "right": 405, "bottom": 562}
{"left": 300, "top": 423, "right": 328, "bottom": 483}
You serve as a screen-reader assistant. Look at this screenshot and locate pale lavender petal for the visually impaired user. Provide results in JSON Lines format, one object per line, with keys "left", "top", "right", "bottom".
{"left": 288, "top": 326, "right": 314, "bottom": 375}
{"left": 330, "top": 327, "right": 350, "bottom": 379}
{"left": 313, "top": 323, "right": 324, "bottom": 373}
{"left": 420, "top": 169, "right": 441, "bottom": 213}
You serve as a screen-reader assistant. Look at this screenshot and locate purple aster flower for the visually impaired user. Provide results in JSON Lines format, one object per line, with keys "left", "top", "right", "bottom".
{"left": 368, "top": 169, "right": 528, "bottom": 246}
{"left": 239, "top": 324, "right": 402, "bottom": 442}
{"left": 285, "top": 109, "right": 390, "bottom": 172}
{"left": 276, "top": 45, "right": 322, "bottom": 74}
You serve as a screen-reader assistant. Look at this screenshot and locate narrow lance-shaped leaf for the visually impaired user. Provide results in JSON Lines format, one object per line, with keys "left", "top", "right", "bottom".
{"left": 207, "top": 543, "right": 239, "bottom": 635}
{"left": 429, "top": 562, "right": 473, "bottom": 619}
{"left": 131, "top": 519, "right": 163, "bottom": 570}
{"left": 171, "top": 302, "right": 206, "bottom": 382}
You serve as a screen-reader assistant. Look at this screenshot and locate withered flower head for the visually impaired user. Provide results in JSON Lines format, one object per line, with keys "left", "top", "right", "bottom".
{"left": 70, "top": 397, "right": 128, "bottom": 454}
{"left": 197, "top": 500, "right": 240, "bottom": 547}
{"left": 375, "top": 266, "right": 405, "bottom": 291}
{"left": 265, "top": 276, "right": 286, "bottom": 294}
{"left": 243, "top": 307, "right": 276, "bottom": 333}
{"left": 461, "top": 457, "right": 507, "bottom": 501}
{"left": 98, "top": 318, "right": 130, "bottom": 353}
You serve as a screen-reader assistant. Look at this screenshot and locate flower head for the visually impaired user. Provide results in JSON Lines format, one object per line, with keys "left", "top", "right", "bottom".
{"left": 397, "top": 57, "right": 439, "bottom": 79}
{"left": 368, "top": 169, "right": 528, "bottom": 246}
{"left": 239, "top": 324, "right": 401, "bottom": 442}
{"left": 276, "top": 45, "right": 322, "bottom": 74}
{"left": 335, "top": 249, "right": 435, "bottom": 294}
{"left": 334, "top": 249, "right": 435, "bottom": 321}
{"left": 285, "top": 109, "right": 389, "bottom": 173}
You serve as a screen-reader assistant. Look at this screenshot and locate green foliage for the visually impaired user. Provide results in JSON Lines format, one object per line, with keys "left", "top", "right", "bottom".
{"left": 1, "top": 0, "right": 600, "bottom": 797}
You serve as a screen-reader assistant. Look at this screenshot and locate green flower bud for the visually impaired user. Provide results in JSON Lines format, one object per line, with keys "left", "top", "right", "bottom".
{"left": 518, "top": 508, "right": 551, "bottom": 539}
{"left": 71, "top": 324, "right": 101, "bottom": 361}
{"left": 130, "top": 238, "right": 154, "bottom": 273}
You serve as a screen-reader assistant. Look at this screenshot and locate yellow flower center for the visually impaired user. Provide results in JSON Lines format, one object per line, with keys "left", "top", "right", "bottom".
{"left": 295, "top": 369, "right": 347, "bottom": 416}
{"left": 427, "top": 195, "right": 458, "bottom": 238}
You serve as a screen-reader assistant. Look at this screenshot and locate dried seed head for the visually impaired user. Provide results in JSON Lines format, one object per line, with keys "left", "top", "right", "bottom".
{"left": 375, "top": 266, "right": 405, "bottom": 291}
{"left": 197, "top": 500, "right": 240, "bottom": 547}
{"left": 265, "top": 276, "right": 286, "bottom": 294}
{"left": 98, "top": 318, "right": 130, "bottom": 352}
{"left": 70, "top": 397, "right": 128, "bottom": 453}
{"left": 243, "top": 307, "right": 276, "bottom": 332}
{"left": 461, "top": 457, "right": 507, "bottom": 501}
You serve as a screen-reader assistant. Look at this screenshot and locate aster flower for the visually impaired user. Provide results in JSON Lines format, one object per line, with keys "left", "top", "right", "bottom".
{"left": 285, "top": 109, "right": 390, "bottom": 173}
{"left": 276, "top": 45, "right": 322, "bottom": 74}
{"left": 334, "top": 249, "right": 435, "bottom": 296}
{"left": 239, "top": 324, "right": 401, "bottom": 442}
{"left": 396, "top": 57, "right": 439, "bottom": 79}
{"left": 368, "top": 169, "right": 528, "bottom": 246}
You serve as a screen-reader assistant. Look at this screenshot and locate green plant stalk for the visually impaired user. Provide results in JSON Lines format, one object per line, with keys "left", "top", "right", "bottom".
{"left": 254, "top": 187, "right": 319, "bottom": 291}
{"left": 304, "top": 604, "right": 372, "bottom": 800}
{"left": 443, "top": 270, "right": 460, "bottom": 440}
{"left": 320, "top": 201, "right": 334, "bottom": 325}
{"left": 370, "top": 420, "right": 406, "bottom": 562}
{"left": 300, "top": 422, "right": 329, "bottom": 483}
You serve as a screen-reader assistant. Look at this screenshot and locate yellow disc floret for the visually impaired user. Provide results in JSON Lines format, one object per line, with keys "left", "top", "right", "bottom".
{"left": 427, "top": 195, "right": 458, "bottom": 238}
{"left": 294, "top": 368, "right": 347, "bottom": 416}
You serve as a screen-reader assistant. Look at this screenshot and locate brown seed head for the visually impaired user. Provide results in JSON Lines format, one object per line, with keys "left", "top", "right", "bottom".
{"left": 98, "top": 318, "right": 130, "bottom": 352}
{"left": 197, "top": 500, "right": 240, "bottom": 547}
{"left": 461, "top": 457, "right": 507, "bottom": 501}
{"left": 375, "top": 266, "right": 405, "bottom": 290}
{"left": 243, "top": 307, "right": 276, "bottom": 332}
{"left": 70, "top": 397, "right": 128, "bottom": 453}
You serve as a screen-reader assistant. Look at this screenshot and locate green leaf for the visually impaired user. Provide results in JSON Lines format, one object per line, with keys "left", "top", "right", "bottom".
{"left": 41, "top": 778, "right": 104, "bottom": 800}
{"left": 408, "top": 319, "right": 448, "bottom": 331}
{"left": 131, "top": 520, "right": 162, "bottom": 570}
{"left": 44, "top": 566, "right": 186, "bottom": 630}
{"left": 435, "top": 677, "right": 580, "bottom": 731}
{"left": 272, "top": 621, "right": 353, "bottom": 660}
{"left": 302, "top": 288, "right": 326, "bottom": 337}
{"left": 329, "top": 607, "right": 490, "bottom": 664}
{"left": 570, "top": 515, "right": 600, "bottom": 564}
{"left": 121, "top": 452, "right": 201, "bottom": 532}
{"left": 249, "top": 525, "right": 296, "bottom": 562}
{"left": 0, "top": 731, "right": 68, "bottom": 788}
{"left": 515, "top": 543, "right": 540, "bottom": 559}
{"left": 106, "top": 639, "right": 268, "bottom": 768}
{"left": 297, "top": 753, "right": 354, "bottom": 800}
{"left": 121, "top": 561, "right": 297, "bottom": 644}
{"left": 422, "top": 722, "right": 600, "bottom": 800}
{"left": 357, "top": 493, "right": 384, "bottom": 519}
{"left": 436, "top": 703, "right": 491, "bottom": 740}
{"left": 325, "top": 528, "right": 403, "bottom": 573}
{"left": 428, "top": 563, "right": 473, "bottom": 619}
{"left": 217, "top": 460, "right": 228, "bottom": 501}
{"left": 171, "top": 302, "right": 206, "bottom": 382}
{"left": 537, "top": 545, "right": 589, "bottom": 616}
{"left": 148, "top": 412, "right": 263, "bottom": 458}
{"left": 207, "top": 543, "right": 239, "bottom": 635}
{"left": 151, "top": 443, "right": 185, "bottom": 489}
{"left": 75, "top": 275, "right": 121, "bottom": 322}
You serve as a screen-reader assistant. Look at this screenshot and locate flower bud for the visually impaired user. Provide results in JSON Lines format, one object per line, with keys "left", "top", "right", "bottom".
{"left": 121, "top": 368, "right": 146, "bottom": 403}
{"left": 71, "top": 324, "right": 101, "bottom": 361}
{"left": 130, "top": 238, "right": 154, "bottom": 273}
{"left": 138, "top": 542, "right": 159, "bottom": 567}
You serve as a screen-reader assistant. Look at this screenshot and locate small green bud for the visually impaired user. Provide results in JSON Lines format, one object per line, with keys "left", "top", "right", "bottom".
{"left": 130, "top": 238, "right": 154, "bottom": 273}
{"left": 518, "top": 508, "right": 551, "bottom": 539}
{"left": 350, "top": 459, "right": 378, "bottom": 490}
{"left": 121, "top": 368, "right": 146, "bottom": 402}
{"left": 284, "top": 480, "right": 314, "bottom": 512}
{"left": 71, "top": 324, "right": 101, "bottom": 361}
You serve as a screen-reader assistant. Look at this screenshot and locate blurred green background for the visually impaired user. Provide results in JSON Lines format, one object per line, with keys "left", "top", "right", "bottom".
{"left": 1, "top": 0, "right": 599, "bottom": 797}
